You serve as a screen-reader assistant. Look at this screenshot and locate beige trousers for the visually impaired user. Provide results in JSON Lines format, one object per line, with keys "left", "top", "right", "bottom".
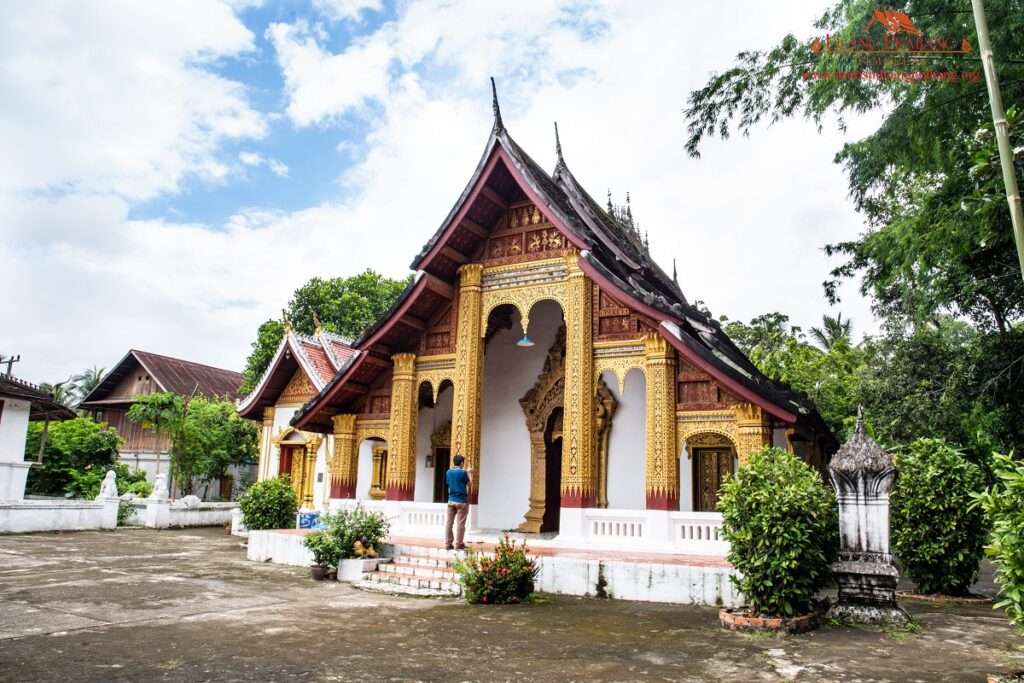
{"left": 445, "top": 502, "right": 468, "bottom": 548}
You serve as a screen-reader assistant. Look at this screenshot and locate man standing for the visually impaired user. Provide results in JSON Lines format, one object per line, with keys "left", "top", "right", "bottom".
{"left": 445, "top": 455, "right": 470, "bottom": 550}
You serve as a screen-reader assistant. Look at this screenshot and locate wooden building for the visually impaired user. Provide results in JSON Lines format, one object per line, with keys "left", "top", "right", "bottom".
{"left": 79, "top": 350, "right": 244, "bottom": 495}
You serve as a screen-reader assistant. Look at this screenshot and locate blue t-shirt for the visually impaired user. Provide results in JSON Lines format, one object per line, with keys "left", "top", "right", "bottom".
{"left": 446, "top": 467, "right": 469, "bottom": 504}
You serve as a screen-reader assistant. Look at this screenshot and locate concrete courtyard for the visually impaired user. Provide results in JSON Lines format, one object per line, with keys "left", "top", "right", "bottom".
{"left": 1, "top": 527, "right": 1022, "bottom": 682}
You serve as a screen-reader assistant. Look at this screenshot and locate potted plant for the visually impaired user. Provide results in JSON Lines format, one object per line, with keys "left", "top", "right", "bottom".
{"left": 321, "top": 505, "right": 391, "bottom": 581}
{"left": 303, "top": 530, "right": 341, "bottom": 581}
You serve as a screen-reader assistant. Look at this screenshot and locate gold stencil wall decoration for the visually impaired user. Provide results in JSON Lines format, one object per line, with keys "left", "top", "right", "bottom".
{"left": 386, "top": 353, "right": 419, "bottom": 498}
{"left": 415, "top": 354, "right": 456, "bottom": 403}
{"left": 452, "top": 263, "right": 485, "bottom": 497}
{"left": 329, "top": 414, "right": 358, "bottom": 494}
{"left": 643, "top": 334, "right": 678, "bottom": 507}
{"left": 561, "top": 251, "right": 596, "bottom": 505}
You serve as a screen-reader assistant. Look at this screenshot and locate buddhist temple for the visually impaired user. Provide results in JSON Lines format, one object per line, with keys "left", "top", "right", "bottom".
{"left": 237, "top": 321, "right": 354, "bottom": 509}
{"left": 249, "top": 82, "right": 835, "bottom": 551}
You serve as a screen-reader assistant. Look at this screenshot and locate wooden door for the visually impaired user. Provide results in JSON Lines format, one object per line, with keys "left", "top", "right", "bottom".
{"left": 433, "top": 448, "right": 451, "bottom": 503}
{"left": 693, "top": 448, "right": 734, "bottom": 512}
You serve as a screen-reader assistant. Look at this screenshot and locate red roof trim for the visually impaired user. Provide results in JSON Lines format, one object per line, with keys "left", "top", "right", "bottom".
{"left": 577, "top": 257, "right": 797, "bottom": 423}
{"left": 418, "top": 146, "right": 588, "bottom": 273}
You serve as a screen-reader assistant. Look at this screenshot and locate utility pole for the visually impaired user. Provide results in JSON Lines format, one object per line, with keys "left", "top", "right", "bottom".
{"left": 0, "top": 354, "right": 20, "bottom": 377}
{"left": 972, "top": 0, "right": 1024, "bottom": 284}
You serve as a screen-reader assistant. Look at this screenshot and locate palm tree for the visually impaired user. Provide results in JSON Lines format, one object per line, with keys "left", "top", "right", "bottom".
{"left": 72, "top": 365, "right": 106, "bottom": 404}
{"left": 809, "top": 313, "right": 853, "bottom": 351}
{"left": 39, "top": 378, "right": 75, "bottom": 407}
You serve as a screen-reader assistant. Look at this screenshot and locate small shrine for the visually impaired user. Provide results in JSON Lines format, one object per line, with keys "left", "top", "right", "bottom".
{"left": 827, "top": 410, "right": 910, "bottom": 625}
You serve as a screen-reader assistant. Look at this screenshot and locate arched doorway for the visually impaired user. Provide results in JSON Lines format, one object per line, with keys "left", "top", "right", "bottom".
{"left": 687, "top": 433, "right": 737, "bottom": 512}
{"left": 272, "top": 427, "right": 322, "bottom": 510}
{"left": 542, "top": 407, "right": 563, "bottom": 532}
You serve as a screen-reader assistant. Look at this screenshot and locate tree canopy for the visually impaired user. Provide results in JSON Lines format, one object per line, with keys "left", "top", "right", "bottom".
{"left": 24, "top": 418, "right": 122, "bottom": 496}
{"left": 685, "top": 0, "right": 1024, "bottom": 331}
{"left": 240, "top": 269, "right": 411, "bottom": 394}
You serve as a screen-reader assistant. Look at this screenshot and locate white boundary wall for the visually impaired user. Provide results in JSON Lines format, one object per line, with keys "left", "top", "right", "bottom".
{"left": 0, "top": 498, "right": 119, "bottom": 533}
{"left": 125, "top": 500, "right": 238, "bottom": 528}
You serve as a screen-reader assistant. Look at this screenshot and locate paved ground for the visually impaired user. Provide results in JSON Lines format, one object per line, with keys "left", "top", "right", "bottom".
{"left": 1, "top": 528, "right": 1022, "bottom": 682}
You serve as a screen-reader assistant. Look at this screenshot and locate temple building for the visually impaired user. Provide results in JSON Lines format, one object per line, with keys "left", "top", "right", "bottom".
{"left": 246, "top": 85, "right": 834, "bottom": 551}
{"left": 237, "top": 321, "right": 354, "bottom": 510}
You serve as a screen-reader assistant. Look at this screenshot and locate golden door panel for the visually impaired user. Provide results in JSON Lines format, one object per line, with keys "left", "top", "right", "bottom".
{"left": 693, "top": 448, "right": 734, "bottom": 512}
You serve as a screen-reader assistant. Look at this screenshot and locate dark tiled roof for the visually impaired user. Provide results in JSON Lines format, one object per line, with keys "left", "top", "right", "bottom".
{"left": 0, "top": 375, "right": 77, "bottom": 420}
{"left": 80, "top": 350, "right": 243, "bottom": 407}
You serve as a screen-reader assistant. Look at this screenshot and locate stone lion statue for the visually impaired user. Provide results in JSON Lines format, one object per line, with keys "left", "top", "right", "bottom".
{"left": 96, "top": 470, "right": 118, "bottom": 499}
{"left": 150, "top": 473, "right": 170, "bottom": 500}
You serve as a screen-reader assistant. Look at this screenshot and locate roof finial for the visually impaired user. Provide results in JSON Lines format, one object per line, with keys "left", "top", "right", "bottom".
{"left": 554, "top": 121, "right": 563, "bottom": 161}
{"left": 606, "top": 189, "right": 613, "bottom": 214}
{"left": 312, "top": 312, "right": 322, "bottom": 336}
{"left": 672, "top": 258, "right": 679, "bottom": 286}
{"left": 857, "top": 404, "right": 864, "bottom": 426}
{"left": 282, "top": 308, "right": 291, "bottom": 337}
{"left": 490, "top": 77, "right": 503, "bottom": 132}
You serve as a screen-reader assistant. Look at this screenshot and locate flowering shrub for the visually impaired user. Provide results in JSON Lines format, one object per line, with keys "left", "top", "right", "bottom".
{"left": 320, "top": 504, "right": 390, "bottom": 559}
{"left": 453, "top": 534, "right": 538, "bottom": 604}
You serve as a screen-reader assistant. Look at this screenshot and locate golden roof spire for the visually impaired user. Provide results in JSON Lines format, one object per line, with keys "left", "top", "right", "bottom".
{"left": 312, "top": 312, "right": 322, "bottom": 337}
{"left": 282, "top": 309, "right": 292, "bottom": 337}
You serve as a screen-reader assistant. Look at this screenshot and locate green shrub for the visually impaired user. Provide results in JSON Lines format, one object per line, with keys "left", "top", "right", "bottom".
{"left": 972, "top": 452, "right": 1024, "bottom": 633}
{"left": 64, "top": 463, "right": 152, "bottom": 499}
{"left": 719, "top": 446, "right": 838, "bottom": 617}
{"left": 303, "top": 530, "right": 342, "bottom": 568}
{"left": 891, "top": 438, "right": 986, "bottom": 595}
{"left": 117, "top": 500, "right": 135, "bottom": 526}
{"left": 239, "top": 476, "right": 298, "bottom": 530}
{"left": 321, "top": 504, "right": 390, "bottom": 559}
{"left": 453, "top": 534, "right": 538, "bottom": 604}
{"left": 25, "top": 418, "right": 121, "bottom": 496}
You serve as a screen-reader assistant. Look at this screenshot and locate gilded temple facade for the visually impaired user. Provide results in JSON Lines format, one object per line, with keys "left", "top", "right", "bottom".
{"left": 277, "top": 92, "right": 834, "bottom": 551}
{"left": 238, "top": 322, "right": 354, "bottom": 510}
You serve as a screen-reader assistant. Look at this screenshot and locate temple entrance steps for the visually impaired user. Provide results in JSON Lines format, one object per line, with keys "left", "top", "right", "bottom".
{"left": 359, "top": 545, "right": 464, "bottom": 597}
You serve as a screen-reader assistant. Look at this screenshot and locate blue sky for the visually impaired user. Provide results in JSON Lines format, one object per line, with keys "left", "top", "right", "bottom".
{"left": 0, "top": 0, "right": 879, "bottom": 384}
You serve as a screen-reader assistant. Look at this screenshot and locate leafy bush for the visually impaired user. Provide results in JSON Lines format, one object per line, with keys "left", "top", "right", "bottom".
{"left": 64, "top": 463, "right": 152, "bottom": 499}
{"left": 303, "top": 530, "right": 342, "bottom": 568}
{"left": 117, "top": 500, "right": 135, "bottom": 526}
{"left": 25, "top": 418, "right": 122, "bottom": 495}
{"left": 891, "top": 438, "right": 986, "bottom": 595}
{"left": 719, "top": 446, "right": 838, "bottom": 617}
{"left": 453, "top": 533, "right": 538, "bottom": 604}
{"left": 973, "top": 452, "right": 1024, "bottom": 633}
{"left": 239, "top": 476, "right": 298, "bottom": 530}
{"left": 321, "top": 504, "right": 390, "bottom": 559}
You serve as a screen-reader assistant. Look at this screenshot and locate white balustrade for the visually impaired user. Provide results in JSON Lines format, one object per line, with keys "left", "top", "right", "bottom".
{"left": 584, "top": 509, "right": 648, "bottom": 545}
{"left": 671, "top": 511, "right": 728, "bottom": 555}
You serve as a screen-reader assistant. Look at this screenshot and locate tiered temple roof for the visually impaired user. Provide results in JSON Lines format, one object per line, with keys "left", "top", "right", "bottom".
{"left": 291, "top": 83, "right": 833, "bottom": 445}
{"left": 237, "top": 329, "right": 354, "bottom": 419}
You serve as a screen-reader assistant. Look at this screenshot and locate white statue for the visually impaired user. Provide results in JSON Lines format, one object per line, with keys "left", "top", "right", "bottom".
{"left": 97, "top": 470, "right": 118, "bottom": 499}
{"left": 150, "top": 473, "right": 170, "bottom": 500}
{"left": 181, "top": 495, "right": 201, "bottom": 508}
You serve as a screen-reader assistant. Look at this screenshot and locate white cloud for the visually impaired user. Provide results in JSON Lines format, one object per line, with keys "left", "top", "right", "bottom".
{"left": 313, "top": 0, "right": 382, "bottom": 21}
{"left": 3, "top": 0, "right": 881, "bottom": 387}
{"left": 0, "top": 0, "right": 265, "bottom": 201}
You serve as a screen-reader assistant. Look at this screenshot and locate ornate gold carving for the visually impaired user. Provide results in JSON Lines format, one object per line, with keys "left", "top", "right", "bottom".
{"left": 518, "top": 325, "right": 616, "bottom": 528}
{"left": 386, "top": 353, "right": 418, "bottom": 496}
{"left": 430, "top": 421, "right": 452, "bottom": 449}
{"left": 453, "top": 263, "right": 485, "bottom": 495}
{"left": 279, "top": 369, "right": 316, "bottom": 404}
{"left": 676, "top": 409, "right": 738, "bottom": 458}
{"left": 644, "top": 334, "right": 678, "bottom": 504}
{"left": 354, "top": 419, "right": 389, "bottom": 445}
{"left": 328, "top": 414, "right": 357, "bottom": 495}
{"left": 369, "top": 444, "right": 387, "bottom": 500}
{"left": 272, "top": 426, "right": 323, "bottom": 509}
{"left": 416, "top": 354, "right": 456, "bottom": 402}
{"left": 479, "top": 258, "right": 569, "bottom": 336}
{"left": 593, "top": 341, "right": 646, "bottom": 394}
{"left": 734, "top": 402, "right": 771, "bottom": 464}
{"left": 562, "top": 251, "right": 595, "bottom": 503}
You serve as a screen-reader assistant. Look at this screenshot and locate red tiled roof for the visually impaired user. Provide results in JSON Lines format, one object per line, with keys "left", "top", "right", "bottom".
{"left": 298, "top": 340, "right": 336, "bottom": 385}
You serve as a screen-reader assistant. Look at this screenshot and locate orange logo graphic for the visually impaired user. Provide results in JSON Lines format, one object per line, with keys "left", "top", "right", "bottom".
{"left": 864, "top": 7, "right": 922, "bottom": 36}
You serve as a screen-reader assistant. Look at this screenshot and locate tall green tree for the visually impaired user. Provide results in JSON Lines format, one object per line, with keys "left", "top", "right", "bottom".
{"left": 809, "top": 313, "right": 853, "bottom": 351}
{"left": 239, "top": 269, "right": 411, "bottom": 394}
{"left": 71, "top": 365, "right": 106, "bottom": 404}
{"left": 685, "top": 0, "right": 1024, "bottom": 330}
{"left": 24, "top": 418, "right": 122, "bottom": 496}
{"left": 128, "top": 392, "right": 257, "bottom": 496}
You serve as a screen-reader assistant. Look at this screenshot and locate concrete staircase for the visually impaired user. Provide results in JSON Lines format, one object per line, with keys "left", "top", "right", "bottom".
{"left": 359, "top": 545, "right": 464, "bottom": 597}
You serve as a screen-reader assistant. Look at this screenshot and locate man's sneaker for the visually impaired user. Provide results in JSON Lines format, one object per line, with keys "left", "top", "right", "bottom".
{"left": 454, "top": 544, "right": 466, "bottom": 550}
{"left": 445, "top": 545, "right": 454, "bottom": 550}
